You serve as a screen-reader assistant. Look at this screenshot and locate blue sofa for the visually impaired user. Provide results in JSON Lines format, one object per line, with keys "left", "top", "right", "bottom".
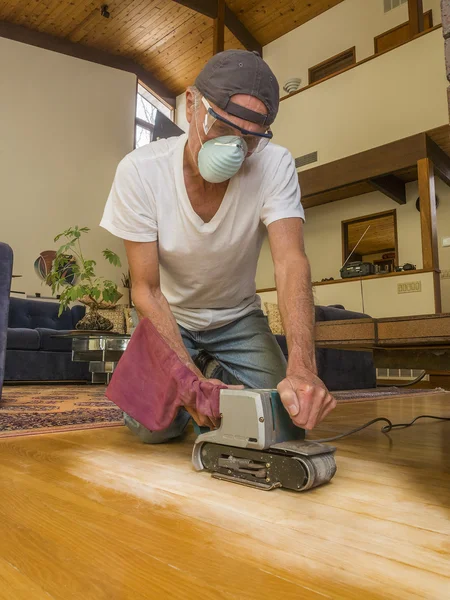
{"left": 276, "top": 305, "right": 376, "bottom": 391}
{"left": 0, "top": 243, "right": 13, "bottom": 397}
{"left": 5, "top": 297, "right": 90, "bottom": 382}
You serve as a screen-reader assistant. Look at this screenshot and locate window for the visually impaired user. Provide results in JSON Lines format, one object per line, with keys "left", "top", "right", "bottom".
{"left": 375, "top": 10, "right": 433, "bottom": 53}
{"left": 384, "top": 0, "right": 407, "bottom": 13}
{"left": 308, "top": 48, "right": 356, "bottom": 85}
{"left": 135, "top": 83, "right": 173, "bottom": 148}
{"left": 342, "top": 210, "right": 398, "bottom": 273}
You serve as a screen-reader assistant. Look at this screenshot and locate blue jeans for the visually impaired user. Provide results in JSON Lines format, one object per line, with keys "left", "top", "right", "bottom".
{"left": 123, "top": 310, "right": 287, "bottom": 443}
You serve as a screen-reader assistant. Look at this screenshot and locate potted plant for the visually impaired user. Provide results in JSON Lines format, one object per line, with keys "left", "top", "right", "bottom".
{"left": 47, "top": 226, "right": 122, "bottom": 331}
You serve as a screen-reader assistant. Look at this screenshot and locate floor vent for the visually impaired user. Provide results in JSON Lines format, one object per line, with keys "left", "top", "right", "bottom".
{"left": 295, "top": 151, "right": 318, "bottom": 169}
{"left": 376, "top": 368, "right": 428, "bottom": 381}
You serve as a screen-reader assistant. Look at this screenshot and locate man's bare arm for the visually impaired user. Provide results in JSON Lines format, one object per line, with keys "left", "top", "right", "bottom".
{"left": 124, "top": 240, "right": 202, "bottom": 377}
{"left": 268, "top": 218, "right": 316, "bottom": 374}
{"left": 268, "top": 218, "right": 336, "bottom": 430}
{"left": 124, "top": 240, "right": 242, "bottom": 428}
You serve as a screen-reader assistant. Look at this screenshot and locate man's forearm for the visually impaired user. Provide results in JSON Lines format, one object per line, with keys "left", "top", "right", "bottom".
{"left": 275, "top": 254, "right": 316, "bottom": 375}
{"left": 132, "top": 285, "right": 203, "bottom": 378}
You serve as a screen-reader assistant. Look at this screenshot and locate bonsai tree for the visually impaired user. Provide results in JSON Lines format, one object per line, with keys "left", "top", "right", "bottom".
{"left": 47, "top": 226, "right": 122, "bottom": 331}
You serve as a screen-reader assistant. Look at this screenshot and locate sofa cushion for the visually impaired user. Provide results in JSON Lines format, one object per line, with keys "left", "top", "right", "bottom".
{"left": 36, "top": 329, "right": 73, "bottom": 352}
{"left": 7, "top": 328, "right": 40, "bottom": 350}
{"left": 8, "top": 297, "right": 76, "bottom": 330}
{"left": 319, "top": 305, "right": 371, "bottom": 321}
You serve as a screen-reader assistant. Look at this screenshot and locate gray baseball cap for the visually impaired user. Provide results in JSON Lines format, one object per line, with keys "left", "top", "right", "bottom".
{"left": 195, "top": 50, "right": 279, "bottom": 127}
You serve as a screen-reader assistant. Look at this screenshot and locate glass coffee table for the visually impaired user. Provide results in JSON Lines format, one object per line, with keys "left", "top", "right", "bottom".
{"left": 55, "top": 331, "right": 131, "bottom": 383}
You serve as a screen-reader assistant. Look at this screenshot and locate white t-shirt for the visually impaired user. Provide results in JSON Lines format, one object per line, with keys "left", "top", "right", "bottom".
{"left": 100, "top": 134, "right": 304, "bottom": 331}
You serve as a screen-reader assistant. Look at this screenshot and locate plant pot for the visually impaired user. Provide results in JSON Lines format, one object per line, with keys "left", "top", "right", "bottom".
{"left": 75, "top": 310, "right": 114, "bottom": 331}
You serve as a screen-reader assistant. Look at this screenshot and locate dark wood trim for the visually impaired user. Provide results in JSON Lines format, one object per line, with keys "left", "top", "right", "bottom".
{"left": 369, "top": 175, "right": 407, "bottom": 204}
{"left": 341, "top": 220, "right": 348, "bottom": 266}
{"left": 281, "top": 24, "right": 442, "bottom": 102}
{"left": 0, "top": 19, "right": 176, "bottom": 107}
{"left": 312, "top": 269, "right": 437, "bottom": 287}
{"left": 418, "top": 158, "right": 439, "bottom": 271}
{"left": 308, "top": 47, "right": 356, "bottom": 85}
{"left": 433, "top": 271, "right": 442, "bottom": 314}
{"left": 171, "top": 0, "right": 262, "bottom": 54}
{"left": 393, "top": 209, "right": 399, "bottom": 269}
{"left": 374, "top": 9, "right": 433, "bottom": 54}
{"left": 224, "top": 5, "right": 262, "bottom": 55}
{"left": 341, "top": 209, "right": 398, "bottom": 226}
{"left": 256, "top": 287, "right": 277, "bottom": 294}
{"left": 408, "top": 0, "right": 425, "bottom": 36}
{"left": 135, "top": 118, "right": 155, "bottom": 131}
{"left": 213, "top": 0, "right": 225, "bottom": 55}
{"left": 299, "top": 133, "right": 428, "bottom": 199}
{"left": 426, "top": 135, "right": 450, "bottom": 187}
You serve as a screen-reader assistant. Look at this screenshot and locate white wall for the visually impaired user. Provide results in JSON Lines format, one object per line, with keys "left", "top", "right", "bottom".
{"left": 256, "top": 178, "right": 450, "bottom": 314}
{"left": 271, "top": 29, "right": 448, "bottom": 167}
{"left": 0, "top": 38, "right": 136, "bottom": 298}
{"left": 264, "top": 0, "right": 441, "bottom": 95}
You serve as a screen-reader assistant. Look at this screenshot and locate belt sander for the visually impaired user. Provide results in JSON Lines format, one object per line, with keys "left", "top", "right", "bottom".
{"left": 192, "top": 389, "right": 337, "bottom": 491}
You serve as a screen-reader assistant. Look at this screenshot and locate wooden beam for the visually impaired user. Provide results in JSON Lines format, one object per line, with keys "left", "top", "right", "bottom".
{"left": 418, "top": 158, "right": 439, "bottom": 273}
{"left": 426, "top": 135, "right": 450, "bottom": 187}
{"left": 369, "top": 175, "right": 406, "bottom": 204}
{"left": 408, "top": 0, "right": 425, "bottom": 36}
{"left": 0, "top": 20, "right": 176, "bottom": 107}
{"left": 224, "top": 5, "right": 262, "bottom": 55}
{"left": 213, "top": 0, "right": 225, "bottom": 55}
{"left": 299, "top": 133, "right": 427, "bottom": 198}
{"left": 172, "top": 0, "right": 262, "bottom": 54}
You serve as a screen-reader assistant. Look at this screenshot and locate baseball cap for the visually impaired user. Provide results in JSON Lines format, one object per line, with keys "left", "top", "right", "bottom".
{"left": 195, "top": 50, "right": 279, "bottom": 127}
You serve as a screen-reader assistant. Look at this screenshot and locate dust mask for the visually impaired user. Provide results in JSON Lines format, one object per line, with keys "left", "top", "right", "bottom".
{"left": 197, "top": 136, "right": 248, "bottom": 184}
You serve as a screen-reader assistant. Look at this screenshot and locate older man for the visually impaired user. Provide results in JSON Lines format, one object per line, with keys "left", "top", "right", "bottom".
{"left": 101, "top": 50, "right": 336, "bottom": 443}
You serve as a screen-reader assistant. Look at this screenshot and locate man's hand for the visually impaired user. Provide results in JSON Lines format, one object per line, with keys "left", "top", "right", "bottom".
{"left": 186, "top": 379, "right": 244, "bottom": 430}
{"left": 277, "top": 369, "right": 336, "bottom": 430}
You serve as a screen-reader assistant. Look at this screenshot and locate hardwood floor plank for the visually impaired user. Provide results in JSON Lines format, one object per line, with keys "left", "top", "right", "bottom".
{"left": 0, "top": 557, "right": 55, "bottom": 600}
{"left": 0, "top": 392, "right": 448, "bottom": 599}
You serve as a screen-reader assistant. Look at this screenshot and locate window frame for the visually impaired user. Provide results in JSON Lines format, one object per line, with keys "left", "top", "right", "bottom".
{"left": 341, "top": 209, "right": 399, "bottom": 266}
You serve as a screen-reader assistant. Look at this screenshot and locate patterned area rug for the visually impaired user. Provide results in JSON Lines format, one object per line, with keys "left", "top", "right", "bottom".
{"left": 0, "top": 385, "right": 446, "bottom": 439}
{"left": 0, "top": 385, "right": 123, "bottom": 438}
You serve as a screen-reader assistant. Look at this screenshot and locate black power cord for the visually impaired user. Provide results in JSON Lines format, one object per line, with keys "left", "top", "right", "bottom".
{"left": 377, "top": 370, "right": 427, "bottom": 388}
{"left": 313, "top": 414, "right": 450, "bottom": 443}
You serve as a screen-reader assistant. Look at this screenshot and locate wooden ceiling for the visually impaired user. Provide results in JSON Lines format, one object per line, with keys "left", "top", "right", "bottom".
{"left": 0, "top": 0, "right": 345, "bottom": 96}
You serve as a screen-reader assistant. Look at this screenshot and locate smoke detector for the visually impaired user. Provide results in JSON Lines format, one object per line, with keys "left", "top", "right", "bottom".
{"left": 283, "top": 78, "right": 302, "bottom": 95}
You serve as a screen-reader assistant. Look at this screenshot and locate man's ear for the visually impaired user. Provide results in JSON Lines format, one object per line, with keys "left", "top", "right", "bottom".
{"left": 185, "top": 89, "right": 195, "bottom": 125}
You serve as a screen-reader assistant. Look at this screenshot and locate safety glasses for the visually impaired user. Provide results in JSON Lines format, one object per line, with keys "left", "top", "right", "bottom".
{"left": 201, "top": 97, "right": 272, "bottom": 153}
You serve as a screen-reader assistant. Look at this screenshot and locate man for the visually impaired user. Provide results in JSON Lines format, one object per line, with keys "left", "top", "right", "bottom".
{"left": 101, "top": 50, "right": 336, "bottom": 443}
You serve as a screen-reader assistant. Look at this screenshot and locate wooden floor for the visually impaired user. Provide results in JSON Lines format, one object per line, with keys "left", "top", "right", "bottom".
{"left": 0, "top": 392, "right": 449, "bottom": 600}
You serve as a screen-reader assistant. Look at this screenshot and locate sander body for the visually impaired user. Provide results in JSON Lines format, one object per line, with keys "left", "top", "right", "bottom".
{"left": 192, "top": 389, "right": 337, "bottom": 491}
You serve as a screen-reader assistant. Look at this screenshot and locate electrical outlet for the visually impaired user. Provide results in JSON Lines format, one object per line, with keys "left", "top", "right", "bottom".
{"left": 441, "top": 270, "right": 450, "bottom": 280}
{"left": 442, "top": 237, "right": 450, "bottom": 248}
{"left": 397, "top": 281, "right": 422, "bottom": 294}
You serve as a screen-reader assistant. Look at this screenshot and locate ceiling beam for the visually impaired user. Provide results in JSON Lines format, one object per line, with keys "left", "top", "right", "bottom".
{"left": 299, "top": 133, "right": 428, "bottom": 198}
{"left": 408, "top": 0, "right": 425, "bottom": 36}
{"left": 213, "top": 0, "right": 225, "bottom": 55}
{"left": 426, "top": 134, "right": 450, "bottom": 187}
{"left": 0, "top": 20, "right": 176, "bottom": 107}
{"left": 368, "top": 175, "right": 407, "bottom": 204}
{"left": 172, "top": 0, "right": 262, "bottom": 55}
